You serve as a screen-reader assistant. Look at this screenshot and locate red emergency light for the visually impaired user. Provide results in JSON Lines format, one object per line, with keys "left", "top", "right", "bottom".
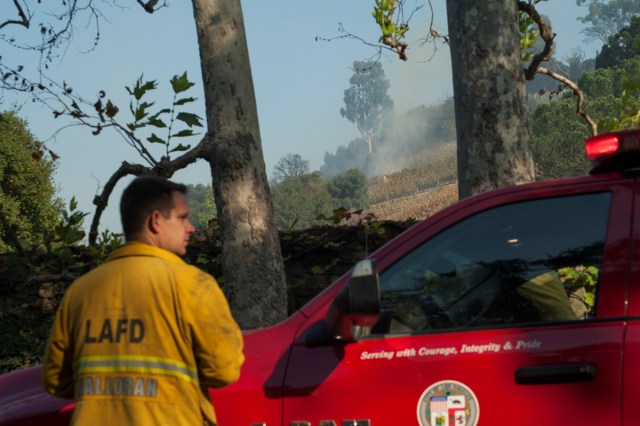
{"left": 586, "top": 130, "right": 640, "bottom": 174}
{"left": 586, "top": 134, "right": 620, "bottom": 160}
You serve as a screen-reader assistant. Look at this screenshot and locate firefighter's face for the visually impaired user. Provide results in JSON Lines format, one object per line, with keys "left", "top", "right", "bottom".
{"left": 154, "top": 191, "right": 195, "bottom": 256}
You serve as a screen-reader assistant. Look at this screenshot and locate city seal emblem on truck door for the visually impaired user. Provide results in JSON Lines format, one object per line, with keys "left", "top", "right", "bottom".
{"left": 416, "top": 380, "right": 479, "bottom": 426}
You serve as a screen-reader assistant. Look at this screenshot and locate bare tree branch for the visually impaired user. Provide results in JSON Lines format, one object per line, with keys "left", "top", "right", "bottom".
{"left": 317, "top": 1, "right": 447, "bottom": 63}
{"left": 89, "top": 161, "right": 150, "bottom": 245}
{"left": 537, "top": 66, "right": 598, "bottom": 135}
{"left": 1, "top": 56, "right": 210, "bottom": 242}
{"left": 0, "top": 0, "right": 31, "bottom": 30}
{"left": 520, "top": 1, "right": 555, "bottom": 81}
{"left": 0, "top": 63, "right": 163, "bottom": 167}
{"left": 316, "top": 23, "right": 386, "bottom": 63}
{"left": 0, "top": 1, "right": 114, "bottom": 68}
{"left": 88, "top": 138, "right": 208, "bottom": 244}
{"left": 381, "top": 36, "right": 409, "bottom": 61}
{"left": 416, "top": 0, "right": 448, "bottom": 62}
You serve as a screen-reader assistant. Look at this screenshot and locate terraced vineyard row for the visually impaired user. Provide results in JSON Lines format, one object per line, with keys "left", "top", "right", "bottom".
{"left": 368, "top": 141, "right": 457, "bottom": 205}
{"left": 367, "top": 141, "right": 457, "bottom": 220}
{"left": 370, "top": 182, "right": 458, "bottom": 221}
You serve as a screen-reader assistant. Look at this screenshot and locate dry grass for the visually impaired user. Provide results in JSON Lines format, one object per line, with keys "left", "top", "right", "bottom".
{"left": 367, "top": 141, "right": 458, "bottom": 221}
{"left": 370, "top": 183, "right": 458, "bottom": 221}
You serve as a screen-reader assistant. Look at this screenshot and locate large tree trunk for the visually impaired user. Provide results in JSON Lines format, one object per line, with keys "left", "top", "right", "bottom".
{"left": 191, "top": 0, "right": 287, "bottom": 329}
{"left": 446, "top": 0, "right": 535, "bottom": 199}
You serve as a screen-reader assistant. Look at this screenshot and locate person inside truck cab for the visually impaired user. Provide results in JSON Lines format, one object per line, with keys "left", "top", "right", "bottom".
{"left": 374, "top": 194, "right": 604, "bottom": 334}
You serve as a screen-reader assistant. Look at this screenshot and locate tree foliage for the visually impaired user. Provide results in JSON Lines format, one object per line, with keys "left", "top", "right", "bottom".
{"left": 529, "top": 98, "right": 593, "bottom": 179}
{"left": 529, "top": 56, "right": 640, "bottom": 178}
{"left": 578, "top": 22, "right": 640, "bottom": 133}
{"left": 3, "top": 67, "right": 204, "bottom": 241}
{"left": 271, "top": 168, "right": 370, "bottom": 230}
{"left": 271, "top": 172, "right": 334, "bottom": 230}
{"left": 271, "top": 153, "right": 310, "bottom": 184}
{"left": 0, "top": 111, "right": 61, "bottom": 253}
{"left": 340, "top": 61, "right": 393, "bottom": 154}
{"left": 582, "top": 56, "right": 640, "bottom": 132}
{"left": 576, "top": 0, "right": 640, "bottom": 44}
{"left": 326, "top": 168, "right": 370, "bottom": 210}
{"left": 321, "top": 137, "right": 370, "bottom": 177}
{"left": 582, "top": 55, "right": 640, "bottom": 97}
{"left": 185, "top": 183, "right": 216, "bottom": 231}
{"left": 596, "top": 15, "right": 640, "bottom": 69}
{"left": 565, "top": 49, "right": 597, "bottom": 83}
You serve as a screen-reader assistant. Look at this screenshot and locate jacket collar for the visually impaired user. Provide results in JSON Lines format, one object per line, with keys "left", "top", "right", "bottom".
{"left": 107, "top": 241, "right": 185, "bottom": 264}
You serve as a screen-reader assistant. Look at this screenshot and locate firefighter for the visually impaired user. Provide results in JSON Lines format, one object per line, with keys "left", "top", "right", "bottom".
{"left": 42, "top": 175, "right": 244, "bottom": 425}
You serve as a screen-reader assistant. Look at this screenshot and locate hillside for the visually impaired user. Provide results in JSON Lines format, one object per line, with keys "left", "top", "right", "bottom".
{"left": 370, "top": 183, "right": 458, "bottom": 221}
{"left": 368, "top": 141, "right": 459, "bottom": 220}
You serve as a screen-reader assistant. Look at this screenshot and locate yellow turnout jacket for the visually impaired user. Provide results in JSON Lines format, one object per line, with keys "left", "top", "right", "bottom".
{"left": 42, "top": 242, "right": 244, "bottom": 425}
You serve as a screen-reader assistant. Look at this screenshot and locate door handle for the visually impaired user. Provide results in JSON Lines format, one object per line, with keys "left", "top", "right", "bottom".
{"left": 515, "top": 363, "right": 596, "bottom": 384}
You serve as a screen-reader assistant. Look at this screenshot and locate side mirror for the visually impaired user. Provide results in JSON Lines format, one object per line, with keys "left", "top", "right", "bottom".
{"left": 333, "top": 259, "right": 381, "bottom": 341}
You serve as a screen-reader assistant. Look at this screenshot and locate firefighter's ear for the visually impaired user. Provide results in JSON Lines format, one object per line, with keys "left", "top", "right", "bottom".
{"left": 148, "top": 210, "right": 162, "bottom": 234}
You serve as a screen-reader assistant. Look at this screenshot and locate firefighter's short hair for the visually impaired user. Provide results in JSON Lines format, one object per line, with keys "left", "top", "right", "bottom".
{"left": 120, "top": 175, "right": 187, "bottom": 240}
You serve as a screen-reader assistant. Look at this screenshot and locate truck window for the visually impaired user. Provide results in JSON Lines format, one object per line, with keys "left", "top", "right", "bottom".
{"left": 373, "top": 192, "right": 611, "bottom": 335}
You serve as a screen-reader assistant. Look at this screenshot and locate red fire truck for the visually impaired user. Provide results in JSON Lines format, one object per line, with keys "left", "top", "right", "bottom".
{"left": 2, "top": 130, "right": 640, "bottom": 425}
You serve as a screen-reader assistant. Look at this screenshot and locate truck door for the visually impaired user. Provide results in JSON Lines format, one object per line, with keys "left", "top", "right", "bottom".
{"left": 284, "top": 185, "right": 630, "bottom": 426}
{"left": 623, "top": 177, "right": 640, "bottom": 425}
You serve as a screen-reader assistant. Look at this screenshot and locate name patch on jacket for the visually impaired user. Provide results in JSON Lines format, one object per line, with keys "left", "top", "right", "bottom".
{"left": 84, "top": 319, "right": 145, "bottom": 343}
{"left": 76, "top": 376, "right": 157, "bottom": 398}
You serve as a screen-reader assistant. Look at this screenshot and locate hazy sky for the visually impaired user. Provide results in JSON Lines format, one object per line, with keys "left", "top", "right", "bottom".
{"left": 2, "top": 1, "right": 601, "bottom": 233}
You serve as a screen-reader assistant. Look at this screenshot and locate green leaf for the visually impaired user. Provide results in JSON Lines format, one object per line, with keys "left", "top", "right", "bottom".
{"left": 155, "top": 108, "right": 172, "bottom": 116}
{"left": 127, "top": 76, "right": 157, "bottom": 100}
{"left": 70, "top": 196, "right": 78, "bottom": 212}
{"left": 130, "top": 123, "right": 145, "bottom": 131}
{"left": 396, "top": 24, "right": 408, "bottom": 38}
{"left": 383, "top": 22, "right": 396, "bottom": 37}
{"left": 134, "top": 101, "right": 154, "bottom": 122}
{"left": 64, "top": 229, "right": 85, "bottom": 245}
{"left": 169, "top": 143, "right": 191, "bottom": 153}
{"left": 147, "top": 133, "right": 166, "bottom": 144}
{"left": 584, "top": 292, "right": 595, "bottom": 307}
{"left": 174, "top": 97, "right": 197, "bottom": 106}
{"left": 147, "top": 118, "right": 166, "bottom": 128}
{"left": 176, "top": 112, "right": 203, "bottom": 128}
{"left": 172, "top": 129, "right": 196, "bottom": 138}
{"left": 170, "top": 72, "right": 195, "bottom": 94}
